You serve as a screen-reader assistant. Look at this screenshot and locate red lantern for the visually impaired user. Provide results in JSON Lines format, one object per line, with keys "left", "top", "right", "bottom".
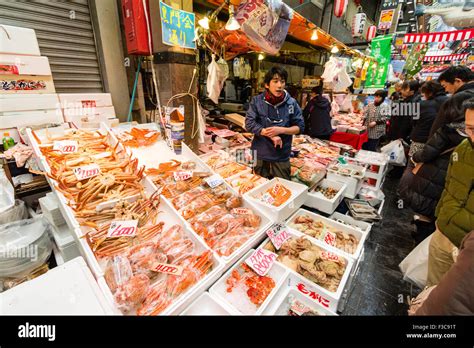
{"left": 334, "top": 0, "right": 348, "bottom": 18}
{"left": 438, "top": 43, "right": 445, "bottom": 50}
{"left": 402, "top": 44, "right": 408, "bottom": 50}
{"left": 419, "top": 44, "right": 426, "bottom": 50}
{"left": 366, "top": 25, "right": 377, "bottom": 42}
{"left": 461, "top": 40, "right": 469, "bottom": 49}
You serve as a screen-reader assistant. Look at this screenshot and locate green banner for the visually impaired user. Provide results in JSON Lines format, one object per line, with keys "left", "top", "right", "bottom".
{"left": 365, "top": 35, "right": 394, "bottom": 89}
{"left": 404, "top": 43, "right": 429, "bottom": 79}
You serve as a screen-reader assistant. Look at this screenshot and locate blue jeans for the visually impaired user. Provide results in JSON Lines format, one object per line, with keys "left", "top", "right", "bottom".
{"left": 362, "top": 138, "right": 380, "bottom": 152}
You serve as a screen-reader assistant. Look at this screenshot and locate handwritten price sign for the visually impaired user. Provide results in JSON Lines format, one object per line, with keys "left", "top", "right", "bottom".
{"left": 260, "top": 192, "right": 275, "bottom": 205}
{"left": 231, "top": 208, "right": 252, "bottom": 215}
{"left": 321, "top": 251, "right": 340, "bottom": 262}
{"left": 53, "top": 140, "right": 78, "bottom": 154}
{"left": 205, "top": 174, "right": 224, "bottom": 188}
{"left": 73, "top": 164, "right": 100, "bottom": 181}
{"left": 107, "top": 220, "right": 138, "bottom": 238}
{"left": 266, "top": 223, "right": 291, "bottom": 250}
{"left": 174, "top": 171, "right": 193, "bottom": 181}
{"left": 151, "top": 262, "right": 183, "bottom": 276}
{"left": 245, "top": 248, "right": 277, "bottom": 276}
{"left": 322, "top": 231, "right": 337, "bottom": 247}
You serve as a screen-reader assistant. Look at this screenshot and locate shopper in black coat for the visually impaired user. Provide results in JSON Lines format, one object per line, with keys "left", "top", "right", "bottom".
{"left": 389, "top": 80, "right": 421, "bottom": 142}
{"left": 400, "top": 97, "right": 467, "bottom": 244}
{"left": 303, "top": 85, "right": 333, "bottom": 140}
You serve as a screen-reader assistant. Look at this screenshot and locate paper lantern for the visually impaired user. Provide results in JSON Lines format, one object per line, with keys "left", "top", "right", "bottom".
{"left": 461, "top": 40, "right": 469, "bottom": 49}
{"left": 334, "top": 0, "right": 348, "bottom": 18}
{"left": 352, "top": 12, "right": 367, "bottom": 38}
{"left": 366, "top": 25, "right": 377, "bottom": 42}
{"left": 402, "top": 44, "right": 408, "bottom": 50}
{"left": 438, "top": 43, "right": 445, "bottom": 50}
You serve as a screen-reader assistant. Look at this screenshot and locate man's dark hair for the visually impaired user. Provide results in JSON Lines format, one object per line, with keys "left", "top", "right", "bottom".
{"left": 374, "top": 89, "right": 387, "bottom": 102}
{"left": 264, "top": 66, "right": 288, "bottom": 85}
{"left": 420, "top": 80, "right": 445, "bottom": 99}
{"left": 402, "top": 80, "right": 421, "bottom": 93}
{"left": 438, "top": 65, "right": 474, "bottom": 84}
{"left": 463, "top": 97, "right": 474, "bottom": 112}
{"left": 311, "top": 85, "right": 323, "bottom": 95}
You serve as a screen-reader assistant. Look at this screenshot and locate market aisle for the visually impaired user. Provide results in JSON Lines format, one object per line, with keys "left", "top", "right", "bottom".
{"left": 342, "top": 176, "right": 418, "bottom": 315}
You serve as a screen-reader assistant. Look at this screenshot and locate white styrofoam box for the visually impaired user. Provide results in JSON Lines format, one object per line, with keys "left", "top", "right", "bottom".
{"left": 63, "top": 106, "right": 116, "bottom": 121}
{"left": 225, "top": 171, "right": 268, "bottom": 196}
{"left": 305, "top": 179, "right": 347, "bottom": 215}
{"left": 358, "top": 186, "right": 385, "bottom": 207}
{"left": 0, "top": 109, "right": 62, "bottom": 128}
{"left": 355, "top": 149, "right": 390, "bottom": 167}
{"left": 329, "top": 212, "right": 372, "bottom": 235}
{"left": 0, "top": 54, "right": 51, "bottom": 75}
{"left": 180, "top": 292, "right": 238, "bottom": 315}
{"left": 338, "top": 247, "right": 365, "bottom": 313}
{"left": 39, "top": 194, "right": 66, "bottom": 226}
{"left": 51, "top": 223, "right": 81, "bottom": 263}
{"left": 243, "top": 177, "right": 308, "bottom": 222}
{"left": 0, "top": 25, "right": 41, "bottom": 56}
{"left": 0, "top": 173, "right": 15, "bottom": 214}
{"left": 262, "top": 281, "right": 338, "bottom": 316}
{"left": 258, "top": 229, "right": 354, "bottom": 313}
{"left": 286, "top": 208, "right": 367, "bottom": 261}
{"left": 58, "top": 93, "right": 113, "bottom": 108}
{"left": 209, "top": 249, "right": 289, "bottom": 315}
{"left": 0, "top": 94, "right": 60, "bottom": 113}
{"left": 326, "top": 166, "right": 365, "bottom": 199}
{"left": 0, "top": 257, "right": 116, "bottom": 315}
{"left": 0, "top": 74, "right": 55, "bottom": 94}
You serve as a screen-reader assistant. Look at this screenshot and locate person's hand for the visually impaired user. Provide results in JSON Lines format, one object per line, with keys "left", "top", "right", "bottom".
{"left": 271, "top": 136, "right": 282, "bottom": 148}
{"left": 263, "top": 127, "right": 285, "bottom": 138}
{"left": 369, "top": 121, "right": 377, "bottom": 128}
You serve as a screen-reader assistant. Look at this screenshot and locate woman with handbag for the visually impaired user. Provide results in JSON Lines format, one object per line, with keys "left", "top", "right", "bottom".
{"left": 399, "top": 97, "right": 467, "bottom": 244}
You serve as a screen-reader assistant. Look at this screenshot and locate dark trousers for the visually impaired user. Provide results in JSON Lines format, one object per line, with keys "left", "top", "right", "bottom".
{"left": 362, "top": 138, "right": 380, "bottom": 151}
{"left": 254, "top": 160, "right": 291, "bottom": 180}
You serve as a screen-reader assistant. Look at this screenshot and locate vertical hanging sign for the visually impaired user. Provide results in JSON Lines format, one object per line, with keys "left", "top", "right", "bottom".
{"left": 364, "top": 34, "right": 394, "bottom": 90}
{"left": 159, "top": 1, "right": 196, "bottom": 49}
{"left": 404, "top": 43, "right": 429, "bottom": 79}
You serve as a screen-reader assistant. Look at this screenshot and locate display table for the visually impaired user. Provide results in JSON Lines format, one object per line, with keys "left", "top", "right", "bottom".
{"left": 330, "top": 131, "right": 368, "bottom": 150}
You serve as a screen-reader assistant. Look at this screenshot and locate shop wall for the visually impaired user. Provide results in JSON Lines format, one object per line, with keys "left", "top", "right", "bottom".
{"left": 90, "top": 0, "right": 130, "bottom": 120}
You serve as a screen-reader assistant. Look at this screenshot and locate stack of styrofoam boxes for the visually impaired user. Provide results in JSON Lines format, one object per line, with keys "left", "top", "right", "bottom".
{"left": 59, "top": 93, "right": 119, "bottom": 128}
{"left": 39, "top": 193, "right": 80, "bottom": 265}
{"left": 353, "top": 150, "right": 390, "bottom": 191}
{"left": 0, "top": 25, "right": 63, "bottom": 137}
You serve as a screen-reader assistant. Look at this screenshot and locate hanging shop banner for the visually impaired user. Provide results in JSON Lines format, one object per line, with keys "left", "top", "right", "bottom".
{"left": 159, "top": 1, "right": 196, "bottom": 49}
{"left": 364, "top": 35, "right": 394, "bottom": 90}
{"left": 403, "top": 28, "right": 474, "bottom": 44}
{"left": 378, "top": 0, "right": 399, "bottom": 30}
{"left": 235, "top": 0, "right": 293, "bottom": 55}
{"left": 404, "top": 43, "right": 429, "bottom": 79}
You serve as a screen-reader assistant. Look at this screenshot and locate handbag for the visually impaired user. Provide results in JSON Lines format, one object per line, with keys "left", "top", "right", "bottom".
{"left": 411, "top": 146, "right": 457, "bottom": 175}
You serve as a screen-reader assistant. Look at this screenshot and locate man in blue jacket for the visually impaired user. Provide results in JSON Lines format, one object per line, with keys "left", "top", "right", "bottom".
{"left": 245, "top": 66, "right": 304, "bottom": 180}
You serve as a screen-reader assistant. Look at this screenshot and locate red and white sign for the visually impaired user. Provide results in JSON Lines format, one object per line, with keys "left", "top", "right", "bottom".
{"left": 296, "top": 283, "right": 330, "bottom": 308}
{"left": 321, "top": 250, "right": 341, "bottom": 262}
{"left": 205, "top": 174, "right": 224, "bottom": 188}
{"left": 260, "top": 192, "right": 275, "bottom": 206}
{"left": 438, "top": 43, "right": 445, "bottom": 50}
{"left": 366, "top": 25, "right": 377, "bottom": 42}
{"left": 53, "top": 140, "right": 78, "bottom": 154}
{"left": 424, "top": 54, "right": 469, "bottom": 62}
{"left": 352, "top": 13, "right": 366, "bottom": 38}
{"left": 333, "top": 0, "right": 348, "bottom": 18}
{"left": 378, "top": 9, "right": 395, "bottom": 30}
{"left": 73, "top": 163, "right": 100, "bottom": 181}
{"left": 266, "top": 223, "right": 291, "bottom": 250}
{"left": 322, "top": 231, "right": 337, "bottom": 247}
{"left": 290, "top": 299, "right": 316, "bottom": 316}
{"left": 151, "top": 262, "right": 183, "bottom": 276}
{"left": 107, "top": 220, "right": 138, "bottom": 238}
{"left": 245, "top": 248, "right": 277, "bottom": 276}
{"left": 231, "top": 207, "right": 252, "bottom": 215}
{"left": 404, "top": 28, "right": 474, "bottom": 44}
{"left": 174, "top": 171, "right": 193, "bottom": 181}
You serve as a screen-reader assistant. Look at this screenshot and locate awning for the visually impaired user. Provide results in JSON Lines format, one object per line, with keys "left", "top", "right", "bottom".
{"left": 403, "top": 29, "right": 474, "bottom": 44}
{"left": 424, "top": 53, "right": 469, "bottom": 62}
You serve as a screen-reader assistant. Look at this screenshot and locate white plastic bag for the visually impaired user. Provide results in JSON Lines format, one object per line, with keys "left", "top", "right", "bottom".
{"left": 399, "top": 234, "right": 433, "bottom": 289}
{"left": 207, "top": 54, "right": 228, "bottom": 104}
{"left": 381, "top": 139, "right": 406, "bottom": 166}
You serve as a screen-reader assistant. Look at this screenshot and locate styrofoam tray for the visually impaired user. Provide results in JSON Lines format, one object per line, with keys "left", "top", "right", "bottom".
{"left": 209, "top": 249, "right": 288, "bottom": 315}
{"left": 329, "top": 212, "right": 372, "bottom": 235}
{"left": 305, "top": 179, "right": 347, "bottom": 215}
{"left": 0, "top": 257, "right": 116, "bottom": 315}
{"left": 180, "top": 292, "right": 237, "bottom": 315}
{"left": 243, "top": 177, "right": 308, "bottom": 222}
{"left": 258, "top": 229, "right": 354, "bottom": 313}
{"left": 286, "top": 208, "right": 367, "bottom": 261}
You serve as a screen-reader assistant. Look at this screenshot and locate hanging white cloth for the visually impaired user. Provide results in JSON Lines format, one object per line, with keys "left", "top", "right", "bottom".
{"left": 207, "top": 54, "right": 228, "bottom": 104}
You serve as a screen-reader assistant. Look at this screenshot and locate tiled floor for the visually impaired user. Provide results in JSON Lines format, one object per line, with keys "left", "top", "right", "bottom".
{"left": 340, "top": 175, "right": 421, "bottom": 316}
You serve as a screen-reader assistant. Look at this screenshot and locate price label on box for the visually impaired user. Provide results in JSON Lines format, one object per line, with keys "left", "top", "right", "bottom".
{"left": 231, "top": 208, "right": 252, "bottom": 215}
{"left": 151, "top": 262, "right": 183, "bottom": 276}
{"left": 53, "top": 140, "right": 78, "bottom": 154}
{"left": 266, "top": 223, "right": 291, "bottom": 250}
{"left": 322, "top": 230, "right": 337, "bottom": 247}
{"left": 174, "top": 171, "right": 193, "bottom": 181}
{"left": 73, "top": 164, "right": 100, "bottom": 181}
{"left": 205, "top": 174, "right": 224, "bottom": 188}
{"left": 107, "top": 220, "right": 138, "bottom": 238}
{"left": 321, "top": 250, "right": 340, "bottom": 262}
{"left": 260, "top": 192, "right": 275, "bottom": 205}
{"left": 245, "top": 248, "right": 277, "bottom": 276}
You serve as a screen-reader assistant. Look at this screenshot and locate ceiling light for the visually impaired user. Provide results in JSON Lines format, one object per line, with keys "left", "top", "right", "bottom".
{"left": 225, "top": 5, "right": 240, "bottom": 31}
{"left": 258, "top": 53, "right": 265, "bottom": 61}
{"left": 331, "top": 45, "right": 339, "bottom": 54}
{"left": 198, "top": 16, "right": 210, "bottom": 30}
{"left": 311, "top": 29, "right": 319, "bottom": 41}
{"left": 408, "top": 10, "right": 414, "bottom": 13}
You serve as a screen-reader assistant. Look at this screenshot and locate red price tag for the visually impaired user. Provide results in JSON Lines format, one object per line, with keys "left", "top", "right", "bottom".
{"left": 266, "top": 223, "right": 291, "bottom": 250}
{"left": 260, "top": 192, "right": 275, "bottom": 205}
{"left": 73, "top": 164, "right": 100, "bottom": 181}
{"left": 245, "top": 248, "right": 277, "bottom": 276}
{"left": 107, "top": 220, "right": 138, "bottom": 238}
{"left": 151, "top": 262, "right": 183, "bottom": 276}
{"left": 321, "top": 251, "right": 340, "bottom": 262}
{"left": 174, "top": 171, "right": 193, "bottom": 181}
{"left": 231, "top": 208, "right": 252, "bottom": 215}
{"left": 323, "top": 231, "right": 337, "bottom": 247}
{"left": 53, "top": 140, "right": 78, "bottom": 154}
